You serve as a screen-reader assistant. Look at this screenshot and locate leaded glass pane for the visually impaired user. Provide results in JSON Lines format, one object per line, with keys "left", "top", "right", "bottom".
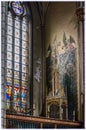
{"left": 22, "top": 40, "right": 28, "bottom": 49}
{"left": 7, "top": 25, "right": 13, "bottom": 35}
{"left": 22, "top": 81, "right": 28, "bottom": 87}
{"left": 7, "top": 61, "right": 12, "bottom": 69}
{"left": 15, "top": 20, "right": 20, "bottom": 29}
{"left": 7, "top": 52, "right": 12, "bottom": 60}
{"left": 14, "top": 63, "right": 20, "bottom": 71}
{"left": 14, "top": 85, "right": 20, "bottom": 112}
{"left": 22, "top": 65, "right": 27, "bottom": 73}
{"left": 7, "top": 17, "right": 13, "bottom": 26}
{"left": 6, "top": 101, "right": 10, "bottom": 109}
{"left": 22, "top": 73, "right": 28, "bottom": 80}
{"left": 14, "top": 71, "right": 19, "bottom": 79}
{"left": 14, "top": 79, "right": 19, "bottom": 86}
{"left": 14, "top": 46, "right": 20, "bottom": 54}
{"left": 14, "top": 54, "right": 20, "bottom": 63}
{"left": 14, "top": 87, "right": 20, "bottom": 98}
{"left": 12, "top": 2, "right": 23, "bottom": 16}
{"left": 7, "top": 69, "right": 12, "bottom": 77}
{"left": 7, "top": 44, "right": 12, "bottom": 52}
{"left": 8, "top": 11, "right": 12, "bottom": 17}
{"left": 22, "top": 31, "right": 27, "bottom": 41}
{"left": 22, "top": 17, "right": 27, "bottom": 24}
{"left": 15, "top": 38, "right": 20, "bottom": 46}
{"left": 7, "top": 77, "right": 12, "bottom": 84}
{"left": 6, "top": 85, "right": 12, "bottom": 109}
{"left": 14, "top": 102, "right": 20, "bottom": 112}
{"left": 21, "top": 103, "right": 26, "bottom": 113}
{"left": 6, "top": 85, "right": 12, "bottom": 100}
{"left": 21, "top": 97, "right": 27, "bottom": 104}
{"left": 22, "top": 48, "right": 28, "bottom": 56}
{"left": 22, "top": 23, "right": 27, "bottom": 31}
{"left": 15, "top": 16, "right": 20, "bottom": 21}
{"left": 15, "top": 29, "right": 20, "bottom": 38}
{"left": 22, "top": 56, "right": 28, "bottom": 64}
{"left": 6, "top": 2, "right": 31, "bottom": 113}
{"left": 7, "top": 35, "right": 12, "bottom": 44}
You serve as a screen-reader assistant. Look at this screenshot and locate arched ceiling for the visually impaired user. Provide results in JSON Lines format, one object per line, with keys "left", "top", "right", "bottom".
{"left": 35, "top": 2, "right": 50, "bottom": 25}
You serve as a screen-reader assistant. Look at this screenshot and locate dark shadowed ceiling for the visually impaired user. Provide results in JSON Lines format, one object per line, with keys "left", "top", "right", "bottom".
{"left": 34, "top": 2, "right": 50, "bottom": 25}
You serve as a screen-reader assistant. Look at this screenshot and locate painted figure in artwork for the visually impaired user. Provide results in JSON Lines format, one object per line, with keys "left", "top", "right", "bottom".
{"left": 46, "top": 33, "right": 77, "bottom": 120}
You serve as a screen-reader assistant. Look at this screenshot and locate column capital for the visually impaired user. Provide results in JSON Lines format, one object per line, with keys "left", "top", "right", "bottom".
{"left": 76, "top": 7, "right": 84, "bottom": 21}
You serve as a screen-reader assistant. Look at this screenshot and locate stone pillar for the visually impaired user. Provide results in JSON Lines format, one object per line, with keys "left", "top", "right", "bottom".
{"left": 76, "top": 2, "right": 84, "bottom": 123}
{"left": 41, "top": 24, "right": 46, "bottom": 116}
{"left": 1, "top": 2, "right": 8, "bottom": 128}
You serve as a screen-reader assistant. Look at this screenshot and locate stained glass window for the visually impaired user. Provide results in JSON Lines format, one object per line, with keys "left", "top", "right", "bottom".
{"left": 5, "top": 2, "right": 31, "bottom": 114}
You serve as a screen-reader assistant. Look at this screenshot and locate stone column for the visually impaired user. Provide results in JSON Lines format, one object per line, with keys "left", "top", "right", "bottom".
{"left": 76, "top": 2, "right": 84, "bottom": 122}
{"left": 1, "top": 2, "right": 8, "bottom": 128}
{"left": 41, "top": 24, "right": 46, "bottom": 116}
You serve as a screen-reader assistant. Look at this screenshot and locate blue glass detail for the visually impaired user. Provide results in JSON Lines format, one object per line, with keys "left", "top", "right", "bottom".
{"left": 6, "top": 81, "right": 11, "bottom": 85}
{"left": 12, "top": 2, "right": 23, "bottom": 15}
{"left": 6, "top": 93, "right": 11, "bottom": 100}
{"left": 14, "top": 83, "right": 19, "bottom": 87}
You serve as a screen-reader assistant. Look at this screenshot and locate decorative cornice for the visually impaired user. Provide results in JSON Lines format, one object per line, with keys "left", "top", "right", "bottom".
{"left": 76, "top": 7, "right": 84, "bottom": 21}
{"left": 46, "top": 96, "right": 67, "bottom": 105}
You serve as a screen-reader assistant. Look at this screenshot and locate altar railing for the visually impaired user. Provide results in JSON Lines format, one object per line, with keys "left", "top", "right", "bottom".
{"left": 6, "top": 114, "right": 83, "bottom": 128}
